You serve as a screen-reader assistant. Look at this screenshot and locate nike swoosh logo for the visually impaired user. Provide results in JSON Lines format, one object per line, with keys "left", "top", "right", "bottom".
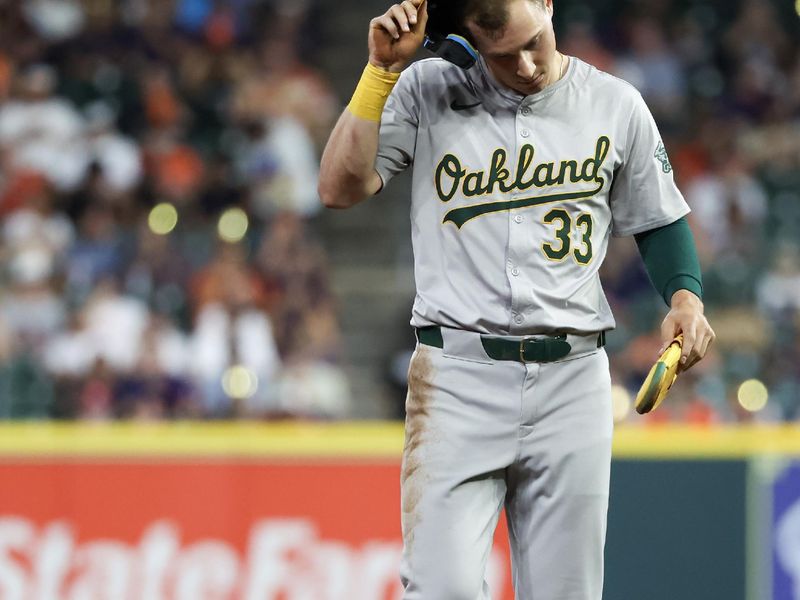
{"left": 450, "top": 100, "right": 482, "bottom": 111}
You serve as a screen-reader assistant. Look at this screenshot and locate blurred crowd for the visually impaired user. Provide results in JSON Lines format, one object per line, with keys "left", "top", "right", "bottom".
{"left": 0, "top": 0, "right": 798, "bottom": 424}
{"left": 0, "top": 0, "right": 350, "bottom": 420}
{"left": 558, "top": 0, "right": 800, "bottom": 422}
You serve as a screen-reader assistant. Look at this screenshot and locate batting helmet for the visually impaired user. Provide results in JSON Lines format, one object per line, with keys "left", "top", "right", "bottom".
{"left": 423, "top": 0, "right": 479, "bottom": 69}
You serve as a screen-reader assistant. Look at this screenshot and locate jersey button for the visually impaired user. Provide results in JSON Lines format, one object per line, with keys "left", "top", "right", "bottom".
{"left": 514, "top": 315, "right": 524, "bottom": 325}
{"left": 511, "top": 267, "right": 520, "bottom": 276}
{"left": 520, "top": 129, "right": 530, "bottom": 138}
{"left": 513, "top": 215, "right": 523, "bottom": 224}
{"left": 521, "top": 107, "right": 531, "bottom": 116}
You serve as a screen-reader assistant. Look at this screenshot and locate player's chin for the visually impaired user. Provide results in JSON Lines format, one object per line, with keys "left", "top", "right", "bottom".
{"left": 514, "top": 74, "right": 545, "bottom": 94}
{"left": 515, "top": 85, "right": 543, "bottom": 96}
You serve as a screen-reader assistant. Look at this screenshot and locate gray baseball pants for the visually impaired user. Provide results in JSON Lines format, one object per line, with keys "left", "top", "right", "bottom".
{"left": 399, "top": 327, "right": 613, "bottom": 600}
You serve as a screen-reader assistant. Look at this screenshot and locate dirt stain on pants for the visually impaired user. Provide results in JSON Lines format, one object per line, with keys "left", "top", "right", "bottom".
{"left": 401, "top": 345, "right": 434, "bottom": 546}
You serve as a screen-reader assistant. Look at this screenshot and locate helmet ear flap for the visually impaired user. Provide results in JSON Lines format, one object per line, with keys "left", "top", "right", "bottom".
{"left": 423, "top": 1, "right": 479, "bottom": 69}
{"left": 423, "top": 35, "right": 479, "bottom": 69}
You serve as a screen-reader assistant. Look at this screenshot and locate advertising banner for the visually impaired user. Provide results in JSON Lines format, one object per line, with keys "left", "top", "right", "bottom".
{"left": 773, "top": 462, "right": 800, "bottom": 600}
{"left": 0, "top": 460, "right": 512, "bottom": 599}
{"left": 0, "top": 422, "right": 797, "bottom": 600}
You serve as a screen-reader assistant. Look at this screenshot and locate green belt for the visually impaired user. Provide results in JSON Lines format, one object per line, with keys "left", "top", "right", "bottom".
{"left": 416, "top": 326, "right": 606, "bottom": 363}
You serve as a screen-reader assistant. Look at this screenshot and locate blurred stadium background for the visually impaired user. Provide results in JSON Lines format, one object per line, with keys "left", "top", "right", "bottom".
{"left": 0, "top": 0, "right": 798, "bottom": 598}
{"left": 0, "top": 0, "right": 797, "bottom": 423}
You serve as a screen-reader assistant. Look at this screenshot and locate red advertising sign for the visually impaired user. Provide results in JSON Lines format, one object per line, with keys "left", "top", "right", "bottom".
{"left": 0, "top": 459, "right": 512, "bottom": 599}
{"left": 0, "top": 421, "right": 789, "bottom": 598}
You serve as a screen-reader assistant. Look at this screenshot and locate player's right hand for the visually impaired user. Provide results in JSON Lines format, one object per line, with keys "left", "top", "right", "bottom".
{"left": 368, "top": 0, "right": 428, "bottom": 73}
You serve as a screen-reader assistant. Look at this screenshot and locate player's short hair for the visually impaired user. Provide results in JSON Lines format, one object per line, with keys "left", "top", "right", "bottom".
{"left": 464, "top": 0, "right": 545, "bottom": 37}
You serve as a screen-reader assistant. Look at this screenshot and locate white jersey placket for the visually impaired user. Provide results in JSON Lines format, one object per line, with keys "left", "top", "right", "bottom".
{"left": 507, "top": 100, "right": 535, "bottom": 335}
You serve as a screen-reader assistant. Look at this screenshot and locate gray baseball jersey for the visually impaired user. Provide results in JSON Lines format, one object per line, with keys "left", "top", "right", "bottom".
{"left": 375, "top": 55, "right": 689, "bottom": 335}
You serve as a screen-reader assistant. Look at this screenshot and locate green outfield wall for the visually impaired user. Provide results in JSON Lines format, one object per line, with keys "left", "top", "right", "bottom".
{"left": 606, "top": 460, "right": 748, "bottom": 600}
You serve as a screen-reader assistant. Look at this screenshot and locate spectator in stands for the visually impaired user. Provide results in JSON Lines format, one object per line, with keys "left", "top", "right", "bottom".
{"left": 756, "top": 243, "right": 800, "bottom": 320}
{"left": 560, "top": 21, "right": 615, "bottom": 74}
{"left": 614, "top": 17, "right": 687, "bottom": 126}
{"left": 229, "top": 3, "right": 337, "bottom": 152}
{"left": 124, "top": 222, "right": 193, "bottom": 319}
{"left": 685, "top": 158, "right": 768, "bottom": 259}
{"left": 257, "top": 212, "right": 340, "bottom": 361}
{"left": 0, "top": 65, "right": 87, "bottom": 191}
{"left": 81, "top": 278, "right": 150, "bottom": 373}
{"left": 66, "top": 200, "right": 127, "bottom": 303}
{"left": 190, "top": 242, "right": 281, "bottom": 416}
{"left": 1, "top": 180, "right": 70, "bottom": 353}
{"left": 83, "top": 101, "right": 143, "bottom": 196}
{"left": 22, "top": 0, "right": 84, "bottom": 42}
{"left": 230, "top": 114, "right": 321, "bottom": 218}
{"left": 116, "top": 313, "right": 194, "bottom": 420}
{"left": 256, "top": 211, "right": 349, "bottom": 418}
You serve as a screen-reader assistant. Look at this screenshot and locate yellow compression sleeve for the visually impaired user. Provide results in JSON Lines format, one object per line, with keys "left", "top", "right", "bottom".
{"left": 347, "top": 63, "right": 401, "bottom": 122}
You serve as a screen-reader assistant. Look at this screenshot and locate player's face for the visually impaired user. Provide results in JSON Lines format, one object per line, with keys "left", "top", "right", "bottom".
{"left": 467, "top": 0, "right": 559, "bottom": 96}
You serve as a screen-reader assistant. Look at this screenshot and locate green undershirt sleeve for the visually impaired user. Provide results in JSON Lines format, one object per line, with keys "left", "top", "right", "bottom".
{"left": 634, "top": 217, "right": 703, "bottom": 305}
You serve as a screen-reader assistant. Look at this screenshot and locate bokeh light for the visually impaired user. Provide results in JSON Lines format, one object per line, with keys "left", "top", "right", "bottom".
{"left": 218, "top": 207, "right": 249, "bottom": 243}
{"left": 611, "top": 384, "right": 631, "bottom": 422}
{"left": 221, "top": 365, "right": 258, "bottom": 400}
{"left": 796, "top": 0, "right": 800, "bottom": 16}
{"left": 737, "top": 379, "right": 769, "bottom": 413}
{"left": 148, "top": 203, "right": 178, "bottom": 235}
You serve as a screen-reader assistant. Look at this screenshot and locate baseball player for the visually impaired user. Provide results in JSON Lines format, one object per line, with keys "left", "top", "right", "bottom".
{"left": 319, "top": 0, "right": 715, "bottom": 598}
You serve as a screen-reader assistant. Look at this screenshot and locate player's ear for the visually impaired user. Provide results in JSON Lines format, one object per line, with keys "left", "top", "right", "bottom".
{"left": 543, "top": 0, "right": 554, "bottom": 18}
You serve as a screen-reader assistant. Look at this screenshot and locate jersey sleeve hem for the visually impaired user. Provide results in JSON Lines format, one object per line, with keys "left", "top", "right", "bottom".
{"left": 664, "top": 274, "right": 703, "bottom": 303}
{"left": 373, "top": 167, "right": 388, "bottom": 194}
{"left": 611, "top": 208, "right": 691, "bottom": 238}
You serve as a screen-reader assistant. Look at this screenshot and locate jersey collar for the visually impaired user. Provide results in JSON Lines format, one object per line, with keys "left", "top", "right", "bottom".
{"left": 474, "top": 53, "right": 577, "bottom": 107}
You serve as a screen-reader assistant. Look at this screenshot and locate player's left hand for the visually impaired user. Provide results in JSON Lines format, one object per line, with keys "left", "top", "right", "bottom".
{"left": 659, "top": 289, "right": 715, "bottom": 371}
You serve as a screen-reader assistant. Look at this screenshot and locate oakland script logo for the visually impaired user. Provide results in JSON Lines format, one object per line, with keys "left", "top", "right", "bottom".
{"left": 435, "top": 136, "right": 611, "bottom": 228}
